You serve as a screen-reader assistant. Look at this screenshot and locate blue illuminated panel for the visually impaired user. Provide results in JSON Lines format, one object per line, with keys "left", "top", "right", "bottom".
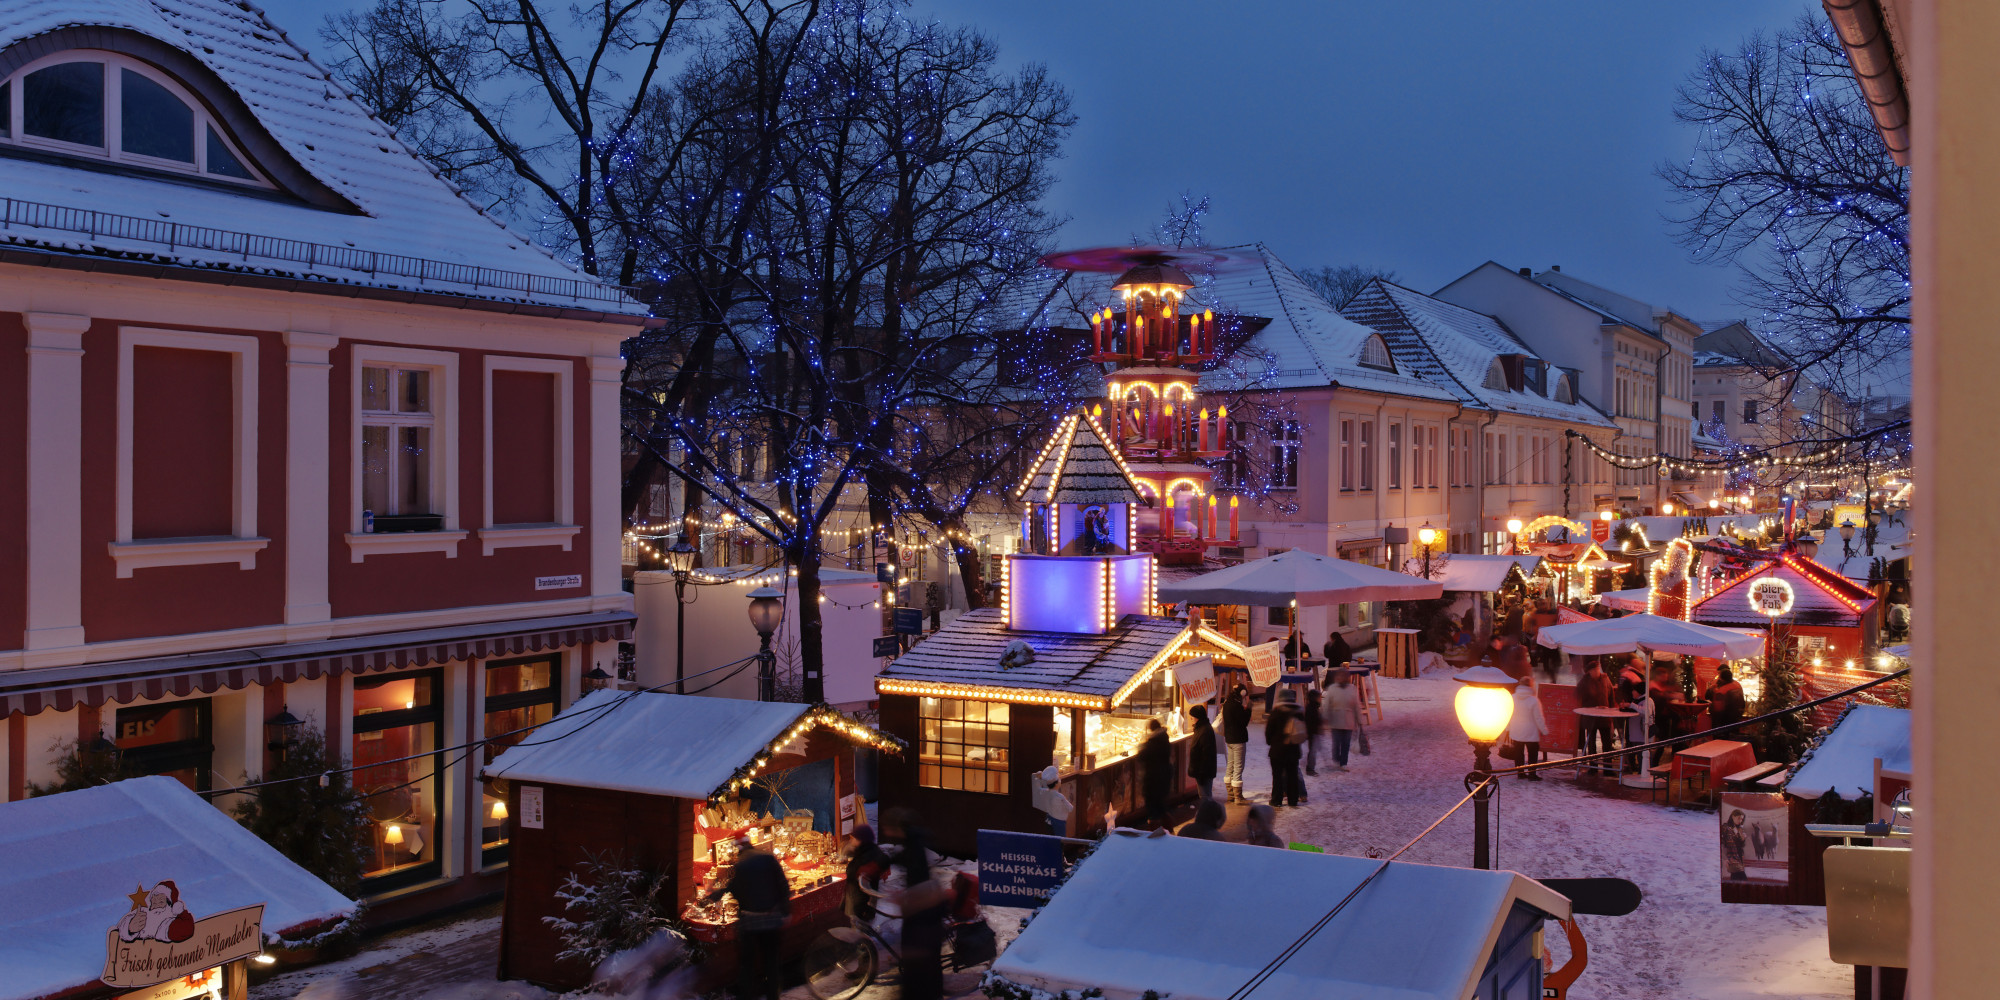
{"left": 1109, "top": 553, "right": 1153, "bottom": 620}
{"left": 1006, "top": 554, "right": 1110, "bottom": 634}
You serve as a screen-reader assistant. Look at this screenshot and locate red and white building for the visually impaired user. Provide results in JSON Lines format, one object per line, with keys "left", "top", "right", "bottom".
{"left": 0, "top": 0, "right": 643, "bottom": 914}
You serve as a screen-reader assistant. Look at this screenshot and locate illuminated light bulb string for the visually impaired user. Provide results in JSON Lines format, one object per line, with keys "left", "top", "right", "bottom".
{"left": 1565, "top": 420, "right": 1911, "bottom": 479}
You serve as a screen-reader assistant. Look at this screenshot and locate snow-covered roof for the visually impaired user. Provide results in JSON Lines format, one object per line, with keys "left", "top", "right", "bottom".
{"left": 1785, "top": 705, "right": 1911, "bottom": 799}
{"left": 991, "top": 833, "right": 1570, "bottom": 1000}
{"left": 1199, "top": 249, "right": 1458, "bottom": 400}
{"left": 482, "top": 691, "right": 880, "bottom": 799}
{"left": 0, "top": 776, "right": 358, "bottom": 1000}
{"left": 1692, "top": 554, "right": 1878, "bottom": 627}
{"left": 0, "top": 0, "right": 644, "bottom": 316}
{"left": 1530, "top": 270, "right": 1669, "bottom": 339}
{"left": 1342, "top": 280, "right": 1616, "bottom": 427}
{"left": 1015, "top": 410, "right": 1146, "bottom": 506}
{"left": 878, "top": 608, "right": 1188, "bottom": 705}
{"left": 1399, "top": 553, "right": 1532, "bottom": 593}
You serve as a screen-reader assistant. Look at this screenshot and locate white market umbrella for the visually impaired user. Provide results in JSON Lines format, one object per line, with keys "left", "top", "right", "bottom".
{"left": 1533, "top": 613, "right": 1765, "bottom": 659}
{"left": 1596, "top": 587, "right": 1651, "bottom": 613}
{"left": 1159, "top": 548, "right": 1444, "bottom": 606}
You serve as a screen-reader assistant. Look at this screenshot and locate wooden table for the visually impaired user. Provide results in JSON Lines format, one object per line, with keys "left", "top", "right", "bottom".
{"left": 1572, "top": 707, "right": 1636, "bottom": 777}
{"left": 1669, "top": 739, "right": 1755, "bottom": 808}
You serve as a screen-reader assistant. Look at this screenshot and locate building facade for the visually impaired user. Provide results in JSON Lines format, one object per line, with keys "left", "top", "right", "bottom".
{"left": 0, "top": 0, "right": 641, "bottom": 917}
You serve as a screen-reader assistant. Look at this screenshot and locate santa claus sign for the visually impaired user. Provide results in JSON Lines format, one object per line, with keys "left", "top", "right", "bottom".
{"left": 101, "top": 880, "right": 263, "bottom": 989}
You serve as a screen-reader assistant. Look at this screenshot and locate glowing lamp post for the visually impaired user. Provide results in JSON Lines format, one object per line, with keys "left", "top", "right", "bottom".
{"left": 1453, "top": 665, "right": 1517, "bottom": 870}
{"left": 1839, "top": 518, "right": 1857, "bottom": 560}
{"left": 1416, "top": 522, "right": 1439, "bottom": 579}
{"left": 1505, "top": 517, "right": 1523, "bottom": 555}
{"left": 667, "top": 538, "right": 698, "bottom": 694}
{"left": 748, "top": 585, "right": 785, "bottom": 702}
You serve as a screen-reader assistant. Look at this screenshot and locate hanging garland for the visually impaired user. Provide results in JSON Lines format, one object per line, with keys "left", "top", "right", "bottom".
{"left": 1566, "top": 421, "right": 1911, "bottom": 479}
{"left": 707, "top": 703, "right": 906, "bottom": 804}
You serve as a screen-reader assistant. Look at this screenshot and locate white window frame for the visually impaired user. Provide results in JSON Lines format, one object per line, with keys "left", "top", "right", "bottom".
{"left": 1, "top": 51, "right": 270, "bottom": 187}
{"left": 1270, "top": 420, "right": 1301, "bottom": 491}
{"left": 111, "top": 327, "right": 267, "bottom": 578}
{"left": 480, "top": 356, "right": 579, "bottom": 555}
{"left": 346, "top": 345, "right": 463, "bottom": 562}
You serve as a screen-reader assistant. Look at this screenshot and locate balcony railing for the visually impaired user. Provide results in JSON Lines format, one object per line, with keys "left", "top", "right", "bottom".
{"left": 0, "top": 196, "right": 639, "bottom": 307}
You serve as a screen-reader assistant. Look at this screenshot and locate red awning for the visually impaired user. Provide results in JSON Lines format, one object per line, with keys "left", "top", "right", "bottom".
{"left": 0, "top": 611, "right": 633, "bottom": 717}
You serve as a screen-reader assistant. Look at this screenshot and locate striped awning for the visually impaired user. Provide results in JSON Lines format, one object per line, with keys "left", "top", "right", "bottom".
{"left": 0, "top": 611, "right": 634, "bottom": 717}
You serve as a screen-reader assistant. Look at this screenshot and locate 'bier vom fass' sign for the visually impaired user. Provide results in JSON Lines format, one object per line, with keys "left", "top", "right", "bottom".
{"left": 102, "top": 880, "right": 263, "bottom": 990}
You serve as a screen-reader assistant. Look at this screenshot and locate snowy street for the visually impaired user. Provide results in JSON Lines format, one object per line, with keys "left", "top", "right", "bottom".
{"left": 1227, "top": 675, "right": 1847, "bottom": 1000}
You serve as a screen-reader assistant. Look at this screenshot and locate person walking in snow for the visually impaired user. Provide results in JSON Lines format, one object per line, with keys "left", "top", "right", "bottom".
{"left": 1576, "top": 657, "right": 1616, "bottom": 757}
{"left": 1321, "top": 670, "right": 1363, "bottom": 770}
{"left": 1244, "top": 803, "right": 1286, "bottom": 848}
{"left": 1188, "top": 703, "right": 1218, "bottom": 801}
{"left": 702, "top": 837, "right": 789, "bottom": 1000}
{"left": 1221, "top": 683, "right": 1251, "bottom": 802}
{"left": 1509, "top": 679, "right": 1550, "bottom": 779}
{"left": 1266, "top": 690, "right": 1307, "bottom": 807}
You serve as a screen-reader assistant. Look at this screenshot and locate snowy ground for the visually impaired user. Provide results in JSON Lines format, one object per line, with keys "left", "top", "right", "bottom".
{"left": 1235, "top": 675, "right": 1846, "bottom": 1000}
{"left": 254, "top": 676, "right": 1845, "bottom": 1000}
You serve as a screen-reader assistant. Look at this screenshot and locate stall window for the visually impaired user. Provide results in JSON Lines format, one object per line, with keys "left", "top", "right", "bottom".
{"left": 481, "top": 656, "right": 560, "bottom": 864}
{"left": 917, "top": 698, "right": 1010, "bottom": 794}
{"left": 353, "top": 670, "right": 444, "bottom": 889}
{"left": 114, "top": 700, "right": 212, "bottom": 792}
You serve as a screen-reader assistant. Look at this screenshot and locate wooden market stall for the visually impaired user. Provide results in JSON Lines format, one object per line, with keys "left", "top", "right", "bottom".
{"left": 0, "top": 776, "right": 359, "bottom": 1000}
{"left": 1721, "top": 705, "right": 1909, "bottom": 906}
{"left": 482, "top": 690, "right": 901, "bottom": 990}
{"left": 1691, "top": 551, "right": 1883, "bottom": 729}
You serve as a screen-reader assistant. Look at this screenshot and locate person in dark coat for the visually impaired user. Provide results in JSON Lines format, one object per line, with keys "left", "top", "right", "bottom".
{"left": 1489, "top": 634, "right": 1531, "bottom": 681}
{"left": 703, "top": 838, "right": 789, "bottom": 1000}
{"left": 840, "top": 825, "right": 889, "bottom": 922}
{"left": 1178, "top": 797, "right": 1227, "bottom": 840}
{"left": 1138, "top": 718, "right": 1172, "bottom": 826}
{"left": 1323, "top": 630, "right": 1353, "bottom": 671}
{"left": 1704, "top": 666, "right": 1748, "bottom": 732}
{"left": 1187, "top": 704, "right": 1218, "bottom": 801}
{"left": 882, "top": 808, "right": 945, "bottom": 1000}
{"left": 1576, "top": 658, "right": 1616, "bottom": 757}
{"left": 1265, "top": 692, "right": 1305, "bottom": 807}
{"left": 1221, "top": 683, "right": 1252, "bottom": 802}
{"left": 1303, "top": 687, "right": 1324, "bottom": 776}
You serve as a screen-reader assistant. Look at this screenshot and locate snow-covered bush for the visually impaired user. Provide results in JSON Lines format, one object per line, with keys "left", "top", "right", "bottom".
{"left": 543, "top": 852, "right": 700, "bottom": 969}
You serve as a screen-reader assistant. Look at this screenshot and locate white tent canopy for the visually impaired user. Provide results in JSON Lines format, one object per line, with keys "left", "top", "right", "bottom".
{"left": 1159, "top": 548, "right": 1443, "bottom": 606}
{"left": 1398, "top": 553, "right": 1537, "bottom": 593}
{"left": 991, "top": 833, "right": 1569, "bottom": 1000}
{"left": 1533, "top": 613, "right": 1765, "bottom": 659}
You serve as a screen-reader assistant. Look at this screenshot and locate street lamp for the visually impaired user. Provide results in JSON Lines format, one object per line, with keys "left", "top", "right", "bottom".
{"left": 1416, "top": 522, "right": 1439, "bottom": 579}
{"left": 1453, "top": 665, "right": 1517, "bottom": 870}
{"left": 667, "top": 539, "right": 699, "bottom": 694}
{"left": 1505, "top": 517, "right": 1523, "bottom": 555}
{"left": 1839, "top": 518, "right": 1857, "bottom": 560}
{"left": 1865, "top": 508, "right": 1882, "bottom": 556}
{"left": 1601, "top": 510, "right": 1614, "bottom": 522}
{"left": 747, "top": 585, "right": 785, "bottom": 702}
{"left": 264, "top": 706, "right": 306, "bottom": 760}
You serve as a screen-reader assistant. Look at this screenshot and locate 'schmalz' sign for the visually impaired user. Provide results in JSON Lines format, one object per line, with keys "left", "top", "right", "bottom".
{"left": 1244, "top": 641, "right": 1285, "bottom": 688}
{"left": 976, "top": 829, "right": 1065, "bottom": 907}
{"left": 102, "top": 881, "right": 263, "bottom": 989}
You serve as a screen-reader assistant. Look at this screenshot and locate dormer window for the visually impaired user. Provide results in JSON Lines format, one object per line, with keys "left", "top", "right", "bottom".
{"left": 1553, "top": 372, "right": 1575, "bottom": 404}
{"left": 1358, "top": 334, "right": 1396, "bottom": 371}
{"left": 1483, "top": 358, "right": 1509, "bottom": 392}
{"left": 1, "top": 52, "right": 267, "bottom": 187}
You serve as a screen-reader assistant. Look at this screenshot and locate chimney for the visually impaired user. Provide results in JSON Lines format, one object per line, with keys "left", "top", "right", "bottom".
{"left": 1550, "top": 265, "right": 1561, "bottom": 272}
{"left": 1518, "top": 267, "right": 1531, "bottom": 276}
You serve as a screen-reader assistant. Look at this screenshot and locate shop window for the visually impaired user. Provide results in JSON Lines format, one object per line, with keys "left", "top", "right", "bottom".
{"left": 917, "top": 697, "right": 1010, "bottom": 794}
{"left": 481, "top": 656, "right": 559, "bottom": 865}
{"left": 353, "top": 670, "right": 444, "bottom": 889}
{"left": 114, "top": 700, "right": 212, "bottom": 792}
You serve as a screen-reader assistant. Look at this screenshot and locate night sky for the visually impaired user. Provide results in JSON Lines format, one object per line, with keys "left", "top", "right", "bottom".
{"left": 280, "top": 0, "right": 1814, "bottom": 321}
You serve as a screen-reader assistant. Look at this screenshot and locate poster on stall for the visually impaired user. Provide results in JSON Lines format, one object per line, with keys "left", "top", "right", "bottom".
{"left": 1719, "top": 791, "right": 1790, "bottom": 886}
{"left": 1172, "top": 655, "right": 1217, "bottom": 706}
{"left": 1245, "top": 642, "right": 1285, "bottom": 688}
{"left": 102, "top": 881, "right": 262, "bottom": 989}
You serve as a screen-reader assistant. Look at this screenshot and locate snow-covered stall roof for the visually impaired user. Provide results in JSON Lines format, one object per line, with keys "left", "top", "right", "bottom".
{"left": 483, "top": 691, "right": 892, "bottom": 801}
{"left": 1596, "top": 587, "right": 1651, "bottom": 612}
{"left": 878, "top": 608, "right": 1188, "bottom": 707}
{"left": 0, "top": 0, "right": 644, "bottom": 316}
{"left": 991, "top": 834, "right": 1570, "bottom": 1000}
{"left": 1399, "top": 553, "right": 1531, "bottom": 593}
{"left": 0, "top": 776, "right": 357, "bottom": 1000}
{"left": 1014, "top": 409, "right": 1147, "bottom": 507}
{"left": 1693, "top": 554, "right": 1878, "bottom": 628}
{"left": 1785, "top": 705, "right": 1911, "bottom": 800}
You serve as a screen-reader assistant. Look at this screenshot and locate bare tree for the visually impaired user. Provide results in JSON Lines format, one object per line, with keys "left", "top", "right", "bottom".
{"left": 1662, "top": 14, "right": 1909, "bottom": 397}
{"left": 1299, "top": 263, "right": 1396, "bottom": 310}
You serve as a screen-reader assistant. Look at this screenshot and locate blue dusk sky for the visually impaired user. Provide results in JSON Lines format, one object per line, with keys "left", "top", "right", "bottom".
{"left": 277, "top": 0, "right": 1814, "bottom": 321}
